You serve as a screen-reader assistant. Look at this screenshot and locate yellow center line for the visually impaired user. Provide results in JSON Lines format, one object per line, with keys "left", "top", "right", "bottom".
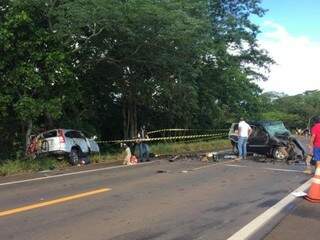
{"left": 0, "top": 188, "right": 111, "bottom": 217}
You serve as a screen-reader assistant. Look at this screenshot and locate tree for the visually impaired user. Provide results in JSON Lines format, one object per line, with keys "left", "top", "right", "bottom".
{"left": 195, "top": 0, "right": 274, "bottom": 125}
{"left": 0, "top": 1, "right": 77, "bottom": 152}
{"left": 0, "top": 0, "right": 274, "bottom": 159}
{"left": 55, "top": 0, "right": 273, "bottom": 138}
{"left": 261, "top": 90, "right": 320, "bottom": 129}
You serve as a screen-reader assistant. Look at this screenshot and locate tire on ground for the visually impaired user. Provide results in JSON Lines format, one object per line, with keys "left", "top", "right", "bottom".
{"left": 69, "top": 147, "right": 80, "bottom": 165}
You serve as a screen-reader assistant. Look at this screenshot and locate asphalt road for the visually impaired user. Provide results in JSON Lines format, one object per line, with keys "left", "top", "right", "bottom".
{"left": 0, "top": 156, "right": 310, "bottom": 240}
{"left": 264, "top": 200, "right": 320, "bottom": 240}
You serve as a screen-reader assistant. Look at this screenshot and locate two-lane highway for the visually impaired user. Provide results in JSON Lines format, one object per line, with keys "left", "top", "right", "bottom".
{"left": 0, "top": 157, "right": 310, "bottom": 240}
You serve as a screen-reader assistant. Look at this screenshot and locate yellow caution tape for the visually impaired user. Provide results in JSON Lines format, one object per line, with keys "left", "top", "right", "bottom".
{"left": 97, "top": 132, "right": 228, "bottom": 144}
{"left": 147, "top": 128, "right": 228, "bottom": 135}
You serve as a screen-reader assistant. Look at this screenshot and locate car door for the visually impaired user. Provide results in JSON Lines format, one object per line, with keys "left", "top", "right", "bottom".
{"left": 86, "top": 138, "right": 100, "bottom": 153}
{"left": 66, "top": 130, "right": 89, "bottom": 153}
{"left": 248, "top": 126, "right": 269, "bottom": 154}
{"left": 75, "top": 131, "right": 90, "bottom": 153}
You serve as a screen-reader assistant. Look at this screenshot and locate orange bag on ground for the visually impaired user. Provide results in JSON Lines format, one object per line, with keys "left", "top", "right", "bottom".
{"left": 129, "top": 155, "right": 138, "bottom": 165}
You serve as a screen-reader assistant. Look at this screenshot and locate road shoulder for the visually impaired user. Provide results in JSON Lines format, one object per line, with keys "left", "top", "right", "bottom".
{"left": 264, "top": 200, "right": 320, "bottom": 240}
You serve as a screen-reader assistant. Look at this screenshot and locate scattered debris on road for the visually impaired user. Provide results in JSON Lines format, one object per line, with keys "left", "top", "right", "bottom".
{"left": 223, "top": 155, "right": 237, "bottom": 159}
{"left": 169, "top": 155, "right": 180, "bottom": 162}
{"left": 291, "top": 191, "right": 307, "bottom": 197}
{"left": 156, "top": 170, "right": 168, "bottom": 174}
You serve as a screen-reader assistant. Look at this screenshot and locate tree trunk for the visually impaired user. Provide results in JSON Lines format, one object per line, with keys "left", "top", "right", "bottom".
{"left": 25, "top": 120, "right": 33, "bottom": 155}
{"left": 46, "top": 112, "right": 54, "bottom": 129}
{"left": 122, "top": 93, "right": 138, "bottom": 139}
{"left": 133, "top": 102, "right": 137, "bottom": 137}
{"left": 123, "top": 103, "right": 128, "bottom": 139}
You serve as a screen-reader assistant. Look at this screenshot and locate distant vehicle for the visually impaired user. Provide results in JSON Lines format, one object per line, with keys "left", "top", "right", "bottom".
{"left": 27, "top": 129, "right": 99, "bottom": 165}
{"left": 228, "top": 121, "right": 305, "bottom": 161}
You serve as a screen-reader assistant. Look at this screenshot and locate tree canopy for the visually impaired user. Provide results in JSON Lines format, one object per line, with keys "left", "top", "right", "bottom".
{"left": 262, "top": 90, "right": 320, "bottom": 129}
{"left": 0, "top": 0, "right": 275, "bottom": 159}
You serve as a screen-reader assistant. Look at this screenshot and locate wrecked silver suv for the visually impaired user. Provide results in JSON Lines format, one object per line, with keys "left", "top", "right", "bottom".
{"left": 27, "top": 129, "right": 100, "bottom": 165}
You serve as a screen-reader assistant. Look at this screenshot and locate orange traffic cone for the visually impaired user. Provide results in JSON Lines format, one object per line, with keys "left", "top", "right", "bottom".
{"left": 305, "top": 162, "right": 320, "bottom": 203}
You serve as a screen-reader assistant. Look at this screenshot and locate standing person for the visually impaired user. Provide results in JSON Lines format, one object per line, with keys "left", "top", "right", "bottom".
{"left": 237, "top": 118, "right": 252, "bottom": 160}
{"left": 137, "top": 125, "right": 150, "bottom": 162}
{"left": 308, "top": 117, "right": 320, "bottom": 172}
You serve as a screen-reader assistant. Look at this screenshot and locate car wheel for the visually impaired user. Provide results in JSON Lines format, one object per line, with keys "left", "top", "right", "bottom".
{"left": 273, "top": 147, "right": 287, "bottom": 160}
{"left": 69, "top": 148, "right": 80, "bottom": 165}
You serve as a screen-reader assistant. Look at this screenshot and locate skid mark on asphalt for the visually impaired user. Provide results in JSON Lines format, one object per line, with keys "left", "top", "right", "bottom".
{"left": 205, "top": 202, "right": 241, "bottom": 212}
{"left": 263, "top": 190, "right": 288, "bottom": 196}
{"left": 109, "top": 230, "right": 167, "bottom": 240}
{"left": 0, "top": 188, "right": 111, "bottom": 217}
{"left": 257, "top": 199, "right": 280, "bottom": 208}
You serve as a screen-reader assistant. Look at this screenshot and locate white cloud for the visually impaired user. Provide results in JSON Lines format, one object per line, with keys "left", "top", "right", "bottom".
{"left": 257, "top": 21, "right": 320, "bottom": 95}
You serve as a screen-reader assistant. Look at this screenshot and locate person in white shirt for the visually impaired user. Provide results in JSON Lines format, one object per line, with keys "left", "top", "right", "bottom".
{"left": 237, "top": 118, "right": 252, "bottom": 159}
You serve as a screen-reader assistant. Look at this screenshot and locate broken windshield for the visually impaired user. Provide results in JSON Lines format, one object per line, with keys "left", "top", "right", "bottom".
{"left": 264, "top": 122, "right": 290, "bottom": 136}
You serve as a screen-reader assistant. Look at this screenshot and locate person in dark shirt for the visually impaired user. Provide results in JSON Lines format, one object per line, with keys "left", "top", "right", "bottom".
{"left": 137, "top": 126, "right": 150, "bottom": 162}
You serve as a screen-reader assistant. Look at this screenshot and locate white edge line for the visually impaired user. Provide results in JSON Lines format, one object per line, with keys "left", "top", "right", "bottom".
{"left": 224, "top": 164, "right": 248, "bottom": 168}
{"left": 0, "top": 161, "right": 158, "bottom": 187}
{"left": 227, "top": 178, "right": 313, "bottom": 240}
{"left": 224, "top": 164, "right": 305, "bottom": 173}
{"left": 0, "top": 149, "right": 232, "bottom": 187}
{"left": 263, "top": 167, "right": 304, "bottom": 173}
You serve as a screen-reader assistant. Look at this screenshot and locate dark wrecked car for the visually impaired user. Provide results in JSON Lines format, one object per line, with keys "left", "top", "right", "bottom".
{"left": 228, "top": 121, "right": 305, "bottom": 161}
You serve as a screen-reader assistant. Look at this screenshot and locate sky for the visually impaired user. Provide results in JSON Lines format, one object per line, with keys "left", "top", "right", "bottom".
{"left": 253, "top": 0, "right": 320, "bottom": 95}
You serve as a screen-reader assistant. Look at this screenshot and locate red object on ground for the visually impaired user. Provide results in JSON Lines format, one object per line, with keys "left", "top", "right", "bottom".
{"left": 130, "top": 155, "right": 138, "bottom": 165}
{"left": 305, "top": 163, "right": 320, "bottom": 203}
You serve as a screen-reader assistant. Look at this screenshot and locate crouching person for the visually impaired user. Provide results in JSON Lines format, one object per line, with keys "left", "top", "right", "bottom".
{"left": 122, "top": 143, "right": 138, "bottom": 165}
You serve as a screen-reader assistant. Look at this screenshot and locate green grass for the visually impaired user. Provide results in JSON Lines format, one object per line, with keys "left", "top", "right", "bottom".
{"left": 93, "top": 139, "right": 231, "bottom": 163}
{"left": 91, "top": 153, "right": 125, "bottom": 164}
{"left": 150, "top": 139, "right": 231, "bottom": 156}
{"left": 0, "top": 158, "right": 68, "bottom": 176}
{"left": 0, "top": 139, "right": 231, "bottom": 176}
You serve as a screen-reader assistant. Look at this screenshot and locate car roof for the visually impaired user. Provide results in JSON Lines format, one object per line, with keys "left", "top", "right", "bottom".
{"left": 231, "top": 121, "right": 285, "bottom": 127}
{"left": 249, "top": 121, "right": 284, "bottom": 126}
{"left": 40, "top": 129, "right": 81, "bottom": 134}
